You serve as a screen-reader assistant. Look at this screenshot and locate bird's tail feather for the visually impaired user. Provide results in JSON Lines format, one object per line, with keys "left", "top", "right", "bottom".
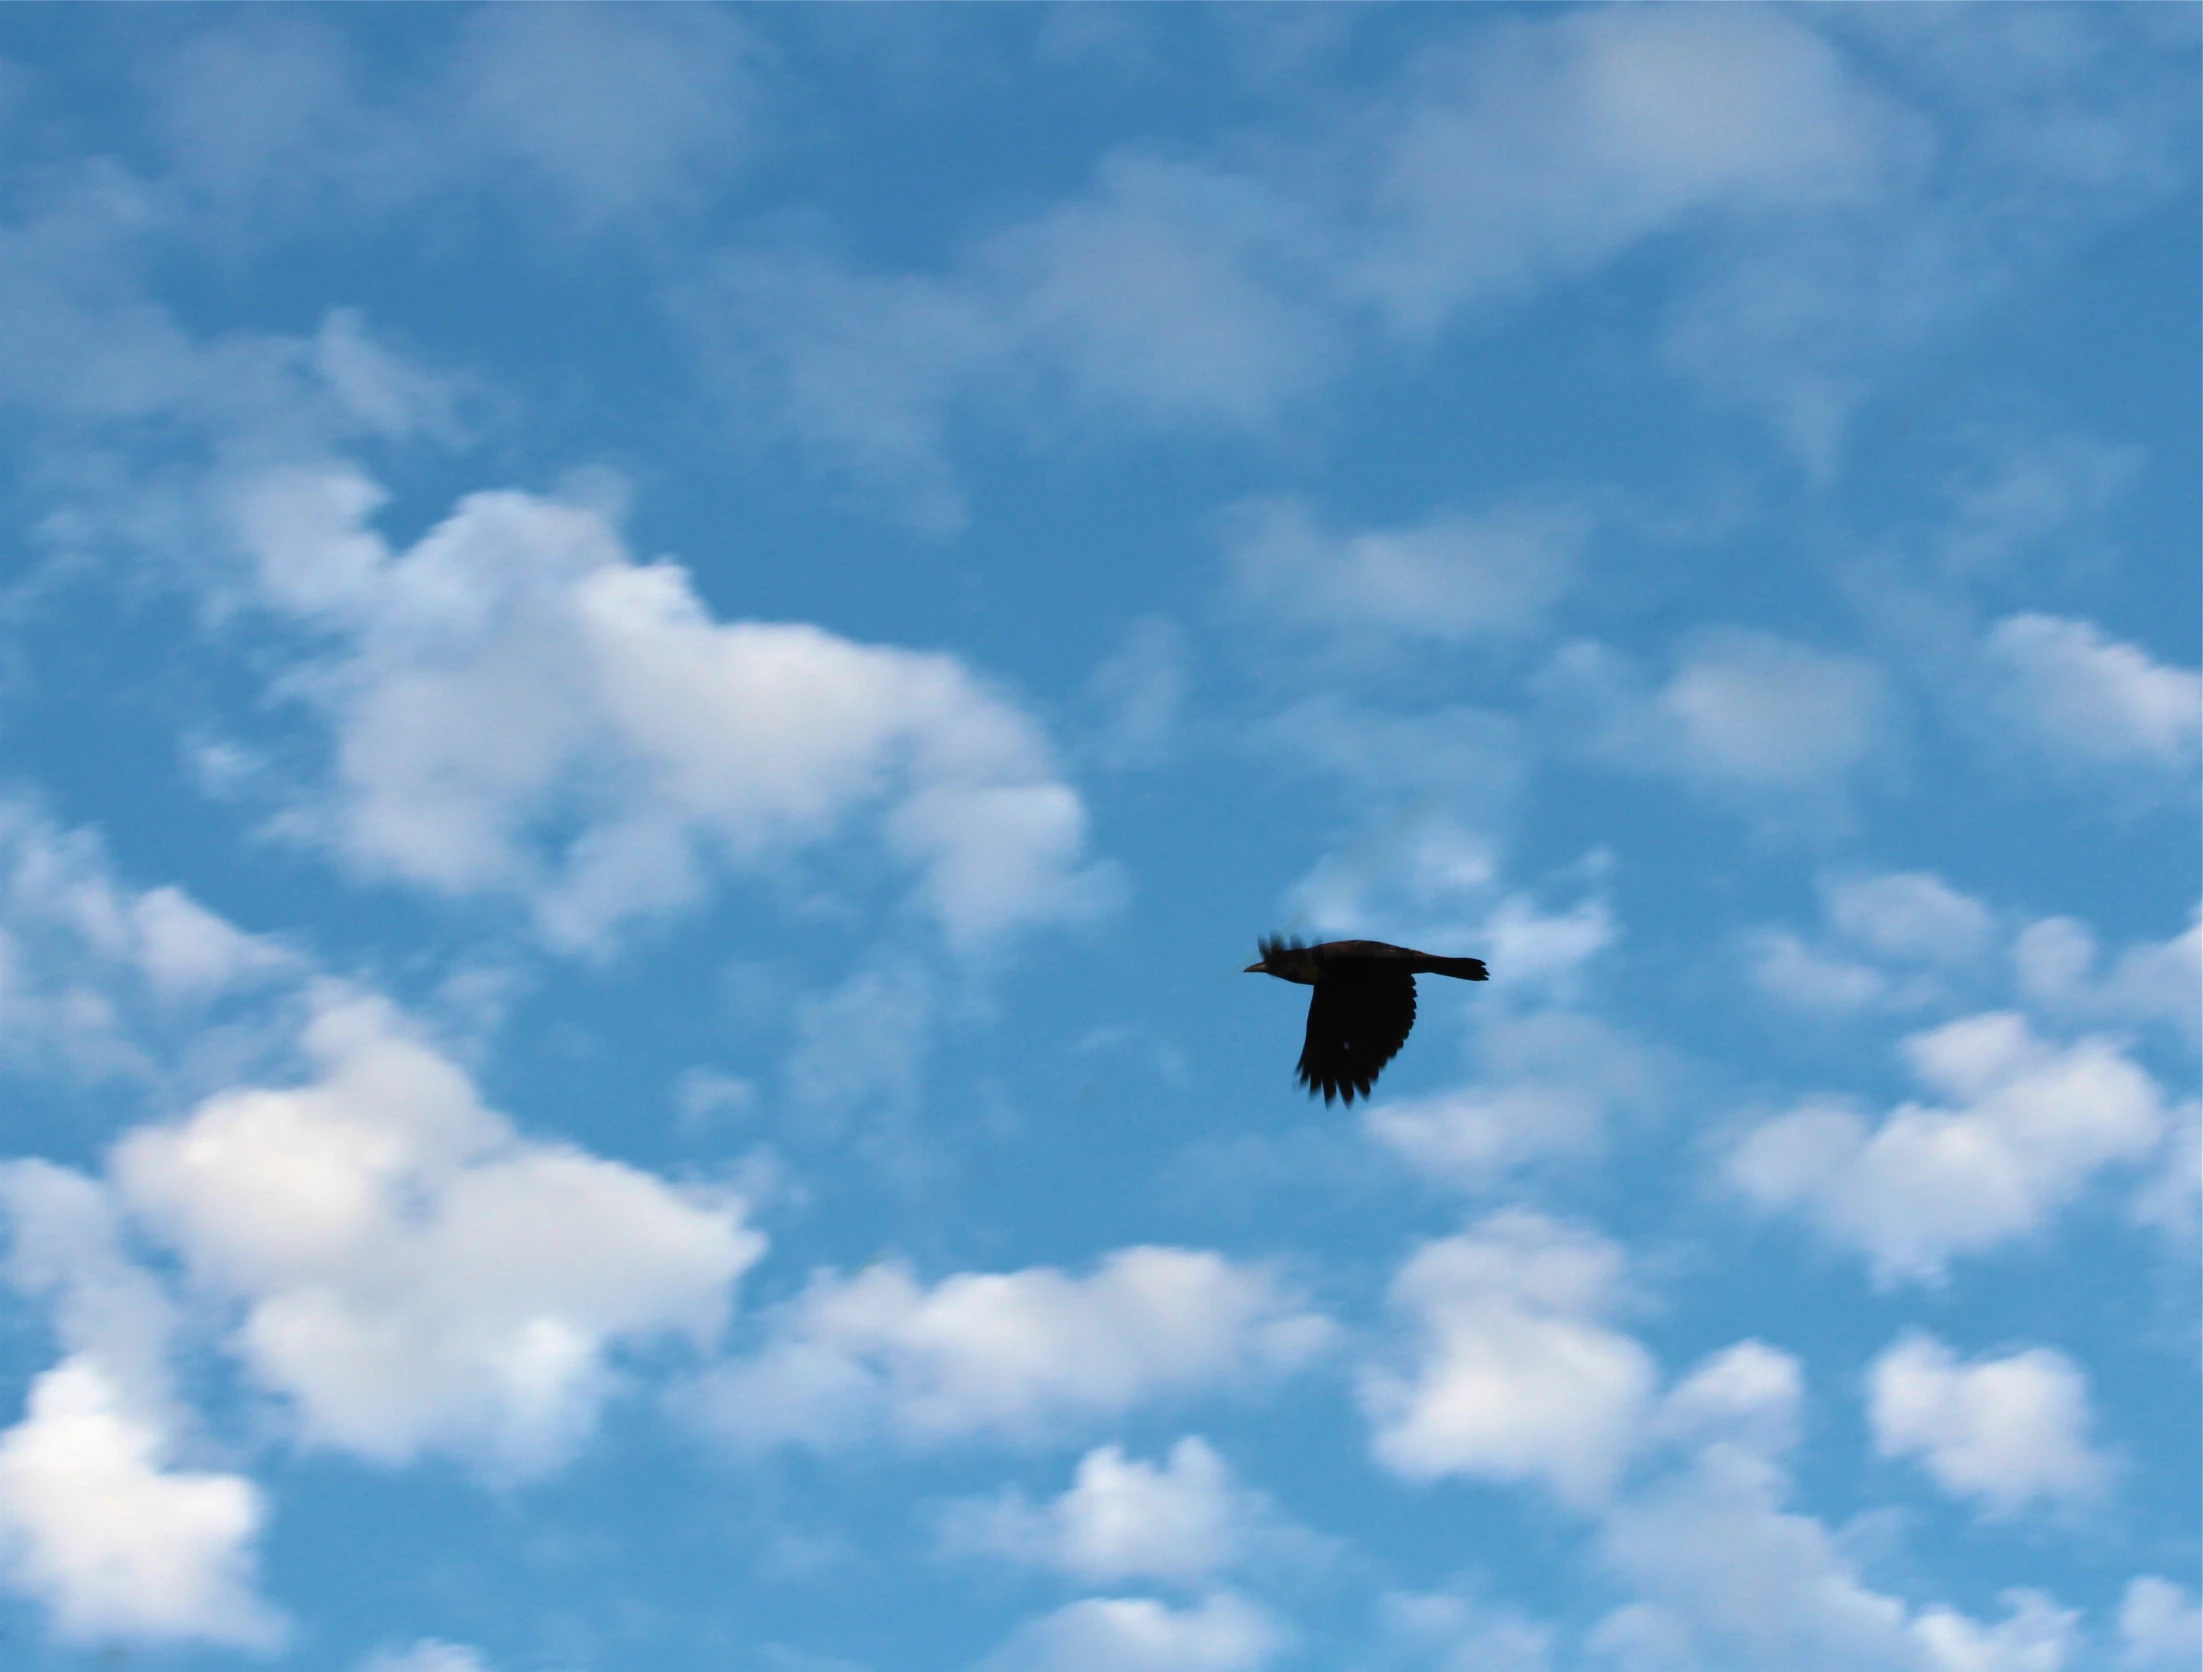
{"left": 1419, "top": 955, "right": 1489, "bottom": 981}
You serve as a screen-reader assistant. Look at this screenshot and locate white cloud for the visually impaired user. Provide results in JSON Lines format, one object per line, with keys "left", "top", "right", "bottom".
{"left": 1650, "top": 1340, "right": 1804, "bottom": 1461}
{"left": 1748, "top": 929, "right": 1894, "bottom": 1016}
{"left": 0, "top": 1160, "right": 179, "bottom": 1416}
{"left": 1593, "top": 1440, "right": 2082, "bottom": 1672}
{"left": 1272, "top": 803, "right": 1521, "bottom": 958}
{"left": 1594, "top": 1340, "right": 2092, "bottom": 1672}
{"left": 148, "top": 17, "right": 376, "bottom": 219}
{"left": 694, "top": 151, "right": 1336, "bottom": 530}
{"left": 2117, "top": 1577, "right": 2201, "bottom": 1672}
{"left": 1729, "top": 1012, "right": 2168, "bottom": 1282}
{"left": 1910, "top": 1596, "right": 2084, "bottom": 1672}
{"left": 2132, "top": 1098, "right": 2199, "bottom": 1248}
{"left": 1269, "top": 808, "right": 1607, "bottom": 1018}
{"left": 1868, "top": 1333, "right": 2109, "bottom": 1517}
{"left": 1366, "top": 1012, "right": 1655, "bottom": 1189}
{"left": 979, "top": 1590, "right": 1286, "bottom": 1672}
{"left": 307, "top": 309, "right": 465, "bottom": 445}
{"left": 1656, "top": 631, "right": 1889, "bottom": 794}
{"left": 1378, "top": 1590, "right": 1558, "bottom": 1672}
{"left": 1543, "top": 631, "right": 1890, "bottom": 814}
{"left": 0, "top": 799, "right": 296, "bottom": 1082}
{"left": 2014, "top": 909, "right": 2201, "bottom": 1048}
{"left": 697, "top": 11, "right": 2173, "bottom": 507}
{"left": 693, "top": 1247, "right": 1329, "bottom": 1451}
{"left": 111, "top": 989, "right": 763, "bottom": 1476}
{"left": 695, "top": 9, "right": 1901, "bottom": 517}
{"left": 1222, "top": 494, "right": 1590, "bottom": 645}
{"left": 153, "top": 8, "right": 758, "bottom": 228}
{"left": 442, "top": 6, "right": 758, "bottom": 224}
{"left": 683, "top": 249, "right": 1003, "bottom": 533}
{"left": 1826, "top": 873, "right": 1995, "bottom": 966}
{"left": 360, "top": 1642, "right": 495, "bottom": 1672}
{"left": 939, "top": 1437, "right": 1262, "bottom": 1586}
{"left": 1349, "top": 8, "right": 1885, "bottom": 336}
{"left": 0, "top": 142, "right": 462, "bottom": 469}
{"left": 1980, "top": 614, "right": 2201, "bottom": 783}
{"left": 1666, "top": 7, "right": 2190, "bottom": 473}
{"left": 674, "top": 1066, "right": 760, "bottom": 1135}
{"left": 1928, "top": 432, "right": 2144, "bottom": 581}
{"left": 975, "top": 153, "right": 1342, "bottom": 434}
{"left": 0, "top": 1357, "right": 281, "bottom": 1648}
{"left": 1480, "top": 891, "right": 1618, "bottom": 996}
{"left": 230, "top": 465, "right": 1115, "bottom": 951}
{"left": 1749, "top": 871, "right": 1995, "bottom": 1017}
{"left": 0, "top": 1160, "right": 283, "bottom": 1647}
{"left": 1360, "top": 1210, "right": 1656, "bottom": 1508}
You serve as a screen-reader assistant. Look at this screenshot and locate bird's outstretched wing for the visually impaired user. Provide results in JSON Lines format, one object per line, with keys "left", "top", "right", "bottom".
{"left": 1297, "top": 964, "right": 1416, "bottom": 1105}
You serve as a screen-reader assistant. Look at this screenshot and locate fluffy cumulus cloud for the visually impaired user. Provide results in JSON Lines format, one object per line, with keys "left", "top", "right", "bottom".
{"left": 693, "top": 1248, "right": 1329, "bottom": 1451}
{"left": 1594, "top": 1443, "right": 2082, "bottom": 1672}
{"left": 979, "top": 1590, "right": 1287, "bottom": 1672}
{"left": 1595, "top": 1340, "right": 2086, "bottom": 1672}
{"left": 1728, "top": 1011, "right": 2169, "bottom": 1282}
{"left": 231, "top": 466, "right": 1115, "bottom": 951}
{"left": 112, "top": 990, "right": 762, "bottom": 1475}
{"left": 1979, "top": 613, "right": 2201, "bottom": 785}
{"left": 2117, "top": 1578, "right": 2202, "bottom": 1672}
{"left": 1360, "top": 1210, "right": 1656, "bottom": 1508}
{"left": 940, "top": 1436, "right": 1264, "bottom": 1586}
{"left": 0, "top": 1357, "right": 282, "bottom": 1649}
{"left": 1594, "top": 1339, "right": 2088, "bottom": 1672}
{"left": 1868, "top": 1332, "right": 2109, "bottom": 1518}
{"left": 0, "top": 1161, "right": 282, "bottom": 1647}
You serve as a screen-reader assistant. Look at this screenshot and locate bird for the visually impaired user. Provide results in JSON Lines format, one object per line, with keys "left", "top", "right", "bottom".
{"left": 1245, "top": 935, "right": 1488, "bottom": 1105}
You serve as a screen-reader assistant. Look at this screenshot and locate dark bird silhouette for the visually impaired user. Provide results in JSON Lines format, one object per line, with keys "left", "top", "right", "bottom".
{"left": 1245, "top": 936, "right": 1488, "bottom": 1105}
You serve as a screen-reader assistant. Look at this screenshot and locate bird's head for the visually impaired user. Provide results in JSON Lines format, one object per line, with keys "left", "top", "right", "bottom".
{"left": 1245, "top": 935, "right": 1317, "bottom": 983}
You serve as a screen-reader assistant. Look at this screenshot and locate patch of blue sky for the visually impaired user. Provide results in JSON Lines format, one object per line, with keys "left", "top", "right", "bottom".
{"left": 0, "top": 6, "right": 2193, "bottom": 1672}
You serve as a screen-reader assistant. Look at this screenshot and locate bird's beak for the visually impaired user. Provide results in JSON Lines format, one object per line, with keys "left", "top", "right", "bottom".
{"left": 1243, "top": 961, "right": 1264, "bottom": 973}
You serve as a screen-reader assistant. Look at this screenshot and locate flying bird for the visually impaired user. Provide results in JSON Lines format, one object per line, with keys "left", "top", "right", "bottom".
{"left": 1245, "top": 936, "right": 1488, "bottom": 1105}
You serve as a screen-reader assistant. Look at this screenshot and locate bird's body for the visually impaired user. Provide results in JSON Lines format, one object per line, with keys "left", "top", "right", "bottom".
{"left": 1245, "top": 936, "right": 1488, "bottom": 1105}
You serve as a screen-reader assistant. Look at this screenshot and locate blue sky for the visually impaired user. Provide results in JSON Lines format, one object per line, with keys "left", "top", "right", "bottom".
{"left": 0, "top": 6, "right": 2194, "bottom": 1671}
